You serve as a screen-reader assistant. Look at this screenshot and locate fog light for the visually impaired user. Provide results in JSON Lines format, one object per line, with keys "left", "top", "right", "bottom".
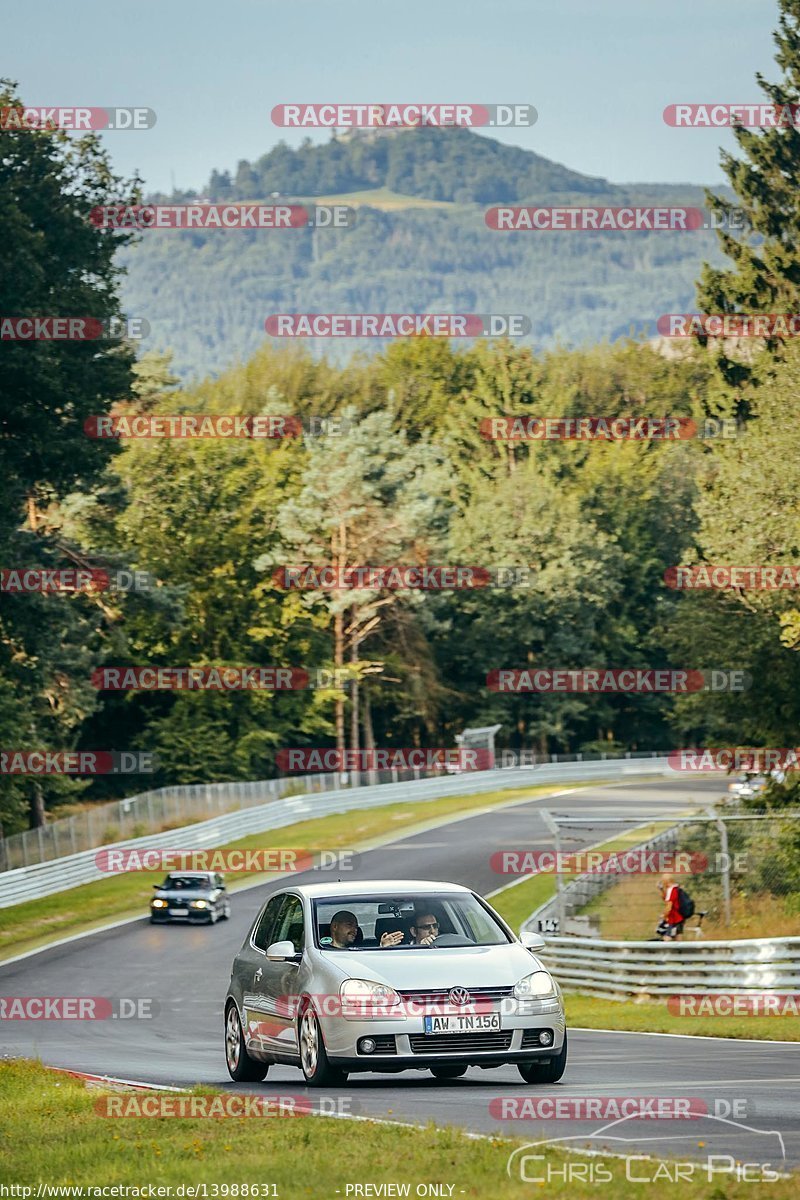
{"left": 359, "top": 1038, "right": 376, "bottom": 1054}
{"left": 540, "top": 1030, "right": 553, "bottom": 1046}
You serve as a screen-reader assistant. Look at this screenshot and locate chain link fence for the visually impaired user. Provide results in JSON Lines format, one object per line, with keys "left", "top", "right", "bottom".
{"left": 531, "top": 808, "right": 800, "bottom": 941}
{"left": 0, "top": 748, "right": 671, "bottom": 873}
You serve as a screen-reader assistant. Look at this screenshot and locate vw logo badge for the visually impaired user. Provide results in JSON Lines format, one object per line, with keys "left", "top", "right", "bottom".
{"left": 449, "top": 987, "right": 471, "bottom": 1007}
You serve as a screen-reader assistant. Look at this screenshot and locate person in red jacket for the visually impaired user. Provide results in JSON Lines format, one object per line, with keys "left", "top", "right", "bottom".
{"left": 655, "top": 873, "right": 685, "bottom": 940}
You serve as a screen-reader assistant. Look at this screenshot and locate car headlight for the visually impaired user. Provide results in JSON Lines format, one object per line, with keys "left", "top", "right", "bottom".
{"left": 190, "top": 899, "right": 208, "bottom": 908}
{"left": 151, "top": 898, "right": 168, "bottom": 908}
{"left": 514, "top": 971, "right": 556, "bottom": 999}
{"left": 340, "top": 979, "right": 401, "bottom": 1008}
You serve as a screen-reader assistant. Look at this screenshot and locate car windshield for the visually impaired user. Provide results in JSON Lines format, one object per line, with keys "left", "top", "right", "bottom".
{"left": 162, "top": 875, "right": 209, "bottom": 890}
{"left": 313, "top": 893, "right": 510, "bottom": 950}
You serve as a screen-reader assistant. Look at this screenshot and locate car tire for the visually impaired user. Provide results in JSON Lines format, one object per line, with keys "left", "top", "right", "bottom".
{"left": 225, "top": 1002, "right": 269, "bottom": 1082}
{"left": 430, "top": 1064, "right": 468, "bottom": 1080}
{"left": 517, "top": 1030, "right": 568, "bottom": 1084}
{"left": 298, "top": 1005, "right": 348, "bottom": 1087}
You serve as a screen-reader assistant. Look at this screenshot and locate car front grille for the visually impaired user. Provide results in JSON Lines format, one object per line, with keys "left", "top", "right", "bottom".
{"left": 397, "top": 986, "right": 513, "bottom": 1005}
{"left": 409, "top": 1031, "right": 513, "bottom": 1054}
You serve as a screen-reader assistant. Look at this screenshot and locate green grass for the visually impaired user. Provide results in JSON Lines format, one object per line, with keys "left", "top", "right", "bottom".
{"left": 565, "top": 993, "right": 800, "bottom": 1041}
{"left": 2, "top": 1060, "right": 796, "bottom": 1196}
{"left": 0, "top": 782, "right": 597, "bottom": 962}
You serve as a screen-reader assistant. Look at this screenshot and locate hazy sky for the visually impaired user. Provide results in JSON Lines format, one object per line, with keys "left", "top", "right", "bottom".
{"left": 4, "top": 0, "right": 782, "bottom": 193}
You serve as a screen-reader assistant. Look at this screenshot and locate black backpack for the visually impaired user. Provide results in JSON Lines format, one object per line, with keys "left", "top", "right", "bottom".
{"left": 676, "top": 887, "right": 695, "bottom": 919}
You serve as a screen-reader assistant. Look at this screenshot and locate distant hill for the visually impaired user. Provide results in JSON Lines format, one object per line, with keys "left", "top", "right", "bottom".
{"left": 157, "top": 126, "right": 616, "bottom": 205}
{"left": 121, "top": 128, "right": 728, "bottom": 380}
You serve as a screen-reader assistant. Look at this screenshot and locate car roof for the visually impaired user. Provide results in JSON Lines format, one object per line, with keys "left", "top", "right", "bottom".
{"left": 279, "top": 880, "right": 473, "bottom": 900}
{"left": 164, "top": 870, "right": 216, "bottom": 879}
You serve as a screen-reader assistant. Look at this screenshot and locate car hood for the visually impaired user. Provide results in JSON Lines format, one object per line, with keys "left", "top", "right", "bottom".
{"left": 325, "top": 942, "right": 545, "bottom": 988}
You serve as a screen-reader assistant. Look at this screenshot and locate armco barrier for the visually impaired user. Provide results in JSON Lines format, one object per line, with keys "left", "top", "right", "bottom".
{"left": 521, "top": 810, "right": 800, "bottom": 996}
{"left": 535, "top": 934, "right": 800, "bottom": 999}
{"left": 0, "top": 756, "right": 672, "bottom": 908}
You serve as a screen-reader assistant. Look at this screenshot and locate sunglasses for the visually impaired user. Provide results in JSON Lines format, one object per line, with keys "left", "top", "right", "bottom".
{"left": 416, "top": 921, "right": 439, "bottom": 930}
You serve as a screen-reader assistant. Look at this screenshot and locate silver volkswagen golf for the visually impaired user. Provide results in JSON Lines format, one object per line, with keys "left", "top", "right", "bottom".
{"left": 224, "top": 879, "right": 566, "bottom": 1086}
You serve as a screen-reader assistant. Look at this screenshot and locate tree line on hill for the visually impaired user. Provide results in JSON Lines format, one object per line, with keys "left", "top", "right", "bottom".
{"left": 2, "top": 0, "right": 800, "bottom": 831}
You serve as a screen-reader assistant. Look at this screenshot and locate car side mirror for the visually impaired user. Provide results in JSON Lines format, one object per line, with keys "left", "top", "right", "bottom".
{"left": 266, "top": 940, "right": 301, "bottom": 962}
{"left": 520, "top": 931, "right": 546, "bottom": 952}
{"left": 152, "top": 883, "right": 160, "bottom": 889}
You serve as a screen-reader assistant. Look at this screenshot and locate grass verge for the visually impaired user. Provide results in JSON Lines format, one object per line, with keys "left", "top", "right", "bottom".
{"left": 1, "top": 1060, "right": 796, "bottom": 1196}
{"left": 0, "top": 781, "right": 595, "bottom": 962}
{"left": 564, "top": 993, "right": 800, "bottom": 1041}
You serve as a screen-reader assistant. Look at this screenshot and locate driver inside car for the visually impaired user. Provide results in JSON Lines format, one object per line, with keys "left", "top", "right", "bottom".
{"left": 379, "top": 909, "right": 440, "bottom": 948}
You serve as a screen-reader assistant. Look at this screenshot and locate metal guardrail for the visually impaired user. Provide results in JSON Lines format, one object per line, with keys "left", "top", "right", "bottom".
{"left": 0, "top": 755, "right": 672, "bottom": 908}
{"left": 536, "top": 934, "right": 800, "bottom": 999}
{"left": 520, "top": 811, "right": 800, "bottom": 998}
{"left": 0, "top": 749, "right": 672, "bottom": 871}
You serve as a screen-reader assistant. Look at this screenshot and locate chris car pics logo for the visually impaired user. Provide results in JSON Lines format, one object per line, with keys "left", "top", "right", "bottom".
{"left": 505, "top": 1113, "right": 785, "bottom": 1184}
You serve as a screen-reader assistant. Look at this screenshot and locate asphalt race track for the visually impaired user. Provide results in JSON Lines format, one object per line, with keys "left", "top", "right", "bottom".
{"left": 2, "top": 777, "right": 798, "bottom": 1172}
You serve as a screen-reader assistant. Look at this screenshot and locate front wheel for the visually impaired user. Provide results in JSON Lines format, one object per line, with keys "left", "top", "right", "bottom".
{"left": 225, "top": 1003, "right": 268, "bottom": 1082}
{"left": 298, "top": 1006, "right": 348, "bottom": 1087}
{"left": 430, "top": 1064, "right": 467, "bottom": 1080}
{"left": 517, "top": 1030, "right": 568, "bottom": 1084}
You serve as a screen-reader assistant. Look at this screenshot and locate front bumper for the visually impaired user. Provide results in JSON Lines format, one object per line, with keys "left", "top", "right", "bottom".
{"left": 319, "top": 999, "right": 566, "bottom": 1065}
{"left": 150, "top": 907, "right": 211, "bottom": 921}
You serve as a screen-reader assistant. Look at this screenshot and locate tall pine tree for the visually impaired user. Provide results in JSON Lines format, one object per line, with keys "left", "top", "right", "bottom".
{"left": 697, "top": 0, "right": 800, "bottom": 405}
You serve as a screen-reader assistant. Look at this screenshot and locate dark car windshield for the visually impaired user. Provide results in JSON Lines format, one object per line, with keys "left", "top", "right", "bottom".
{"left": 313, "top": 893, "right": 510, "bottom": 950}
{"left": 161, "top": 875, "right": 210, "bottom": 891}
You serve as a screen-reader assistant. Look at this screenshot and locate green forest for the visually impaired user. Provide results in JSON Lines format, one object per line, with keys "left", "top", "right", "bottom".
{"left": 123, "top": 128, "right": 728, "bottom": 380}
{"left": 3, "top": 0, "right": 800, "bottom": 835}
